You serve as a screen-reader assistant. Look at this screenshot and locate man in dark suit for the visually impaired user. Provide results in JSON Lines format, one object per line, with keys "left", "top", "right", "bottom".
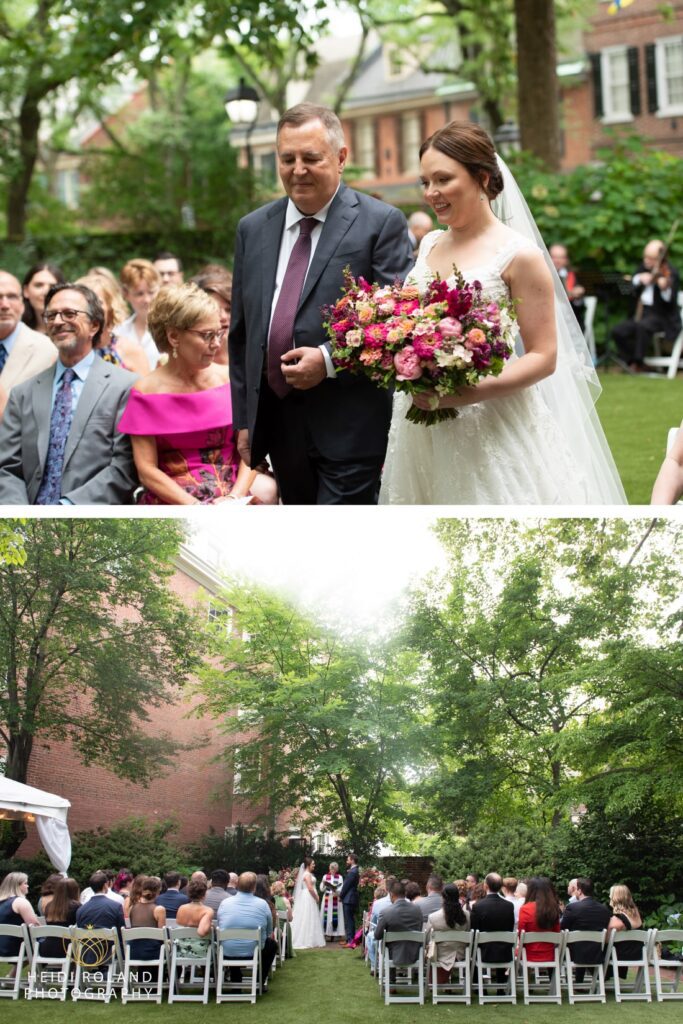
{"left": 470, "top": 872, "right": 515, "bottom": 984}
{"left": 0, "top": 283, "right": 137, "bottom": 504}
{"left": 560, "top": 876, "right": 611, "bottom": 981}
{"left": 339, "top": 853, "right": 360, "bottom": 946}
{"left": 612, "top": 239, "right": 681, "bottom": 371}
{"left": 75, "top": 870, "right": 125, "bottom": 965}
{"left": 229, "top": 102, "right": 414, "bottom": 505}
{"left": 374, "top": 880, "right": 424, "bottom": 967}
{"left": 155, "top": 872, "right": 189, "bottom": 919}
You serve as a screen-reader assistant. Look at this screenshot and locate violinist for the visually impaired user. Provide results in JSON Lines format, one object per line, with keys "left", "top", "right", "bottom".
{"left": 550, "top": 244, "right": 586, "bottom": 330}
{"left": 612, "top": 239, "right": 681, "bottom": 372}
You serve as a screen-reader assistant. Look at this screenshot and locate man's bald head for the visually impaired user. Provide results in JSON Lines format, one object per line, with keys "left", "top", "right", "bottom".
{"left": 644, "top": 240, "right": 665, "bottom": 267}
{"left": 0, "top": 271, "right": 25, "bottom": 341}
{"left": 408, "top": 211, "right": 433, "bottom": 244}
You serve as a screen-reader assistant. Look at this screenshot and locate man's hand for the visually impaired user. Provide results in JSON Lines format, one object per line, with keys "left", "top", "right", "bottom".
{"left": 236, "top": 429, "right": 251, "bottom": 466}
{"left": 281, "top": 347, "right": 326, "bottom": 389}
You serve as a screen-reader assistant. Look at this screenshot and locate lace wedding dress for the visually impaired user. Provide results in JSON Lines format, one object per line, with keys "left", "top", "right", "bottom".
{"left": 379, "top": 229, "right": 599, "bottom": 505}
{"left": 291, "top": 871, "right": 326, "bottom": 949}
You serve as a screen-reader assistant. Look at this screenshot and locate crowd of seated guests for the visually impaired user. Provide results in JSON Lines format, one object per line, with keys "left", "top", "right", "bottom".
{"left": 0, "top": 252, "right": 280, "bottom": 506}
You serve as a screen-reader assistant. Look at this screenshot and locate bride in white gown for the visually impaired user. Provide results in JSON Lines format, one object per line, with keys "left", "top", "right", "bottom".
{"left": 291, "top": 857, "right": 326, "bottom": 950}
{"left": 379, "top": 121, "right": 626, "bottom": 505}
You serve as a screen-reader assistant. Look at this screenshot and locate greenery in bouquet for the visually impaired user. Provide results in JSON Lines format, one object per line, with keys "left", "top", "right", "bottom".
{"left": 357, "top": 865, "right": 386, "bottom": 915}
{"left": 271, "top": 866, "right": 298, "bottom": 892}
{"left": 324, "top": 268, "right": 516, "bottom": 425}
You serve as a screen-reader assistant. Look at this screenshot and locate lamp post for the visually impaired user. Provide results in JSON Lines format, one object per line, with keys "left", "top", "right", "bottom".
{"left": 224, "top": 78, "right": 260, "bottom": 202}
{"left": 493, "top": 121, "right": 520, "bottom": 157}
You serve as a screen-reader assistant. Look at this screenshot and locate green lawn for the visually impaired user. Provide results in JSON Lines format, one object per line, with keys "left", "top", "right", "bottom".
{"left": 2, "top": 947, "right": 682, "bottom": 1023}
{"left": 595, "top": 374, "right": 683, "bottom": 504}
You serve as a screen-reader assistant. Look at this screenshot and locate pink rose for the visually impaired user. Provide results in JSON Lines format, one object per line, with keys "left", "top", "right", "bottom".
{"left": 438, "top": 317, "right": 463, "bottom": 338}
{"left": 393, "top": 346, "right": 423, "bottom": 380}
{"left": 467, "top": 328, "right": 486, "bottom": 345}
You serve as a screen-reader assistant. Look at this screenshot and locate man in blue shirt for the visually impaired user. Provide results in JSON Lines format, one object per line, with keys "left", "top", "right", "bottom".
{"left": 217, "top": 871, "right": 277, "bottom": 988}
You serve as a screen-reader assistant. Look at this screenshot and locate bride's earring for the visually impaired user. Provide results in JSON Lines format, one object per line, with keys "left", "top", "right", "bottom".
{"left": 480, "top": 192, "right": 486, "bottom": 202}
{"left": 172, "top": 345, "right": 178, "bottom": 359}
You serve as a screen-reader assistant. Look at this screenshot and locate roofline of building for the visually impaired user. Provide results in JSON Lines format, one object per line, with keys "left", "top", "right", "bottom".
{"left": 173, "top": 543, "right": 226, "bottom": 595}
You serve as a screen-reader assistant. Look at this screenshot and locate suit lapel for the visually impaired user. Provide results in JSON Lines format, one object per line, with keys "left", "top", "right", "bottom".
{"left": 63, "top": 359, "right": 107, "bottom": 469}
{"left": 31, "top": 367, "right": 57, "bottom": 470}
{"left": 261, "top": 200, "right": 287, "bottom": 340}
{"left": 298, "top": 186, "right": 358, "bottom": 310}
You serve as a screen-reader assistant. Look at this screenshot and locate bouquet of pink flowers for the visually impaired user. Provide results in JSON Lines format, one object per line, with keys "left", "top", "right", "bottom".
{"left": 324, "top": 268, "right": 517, "bottom": 425}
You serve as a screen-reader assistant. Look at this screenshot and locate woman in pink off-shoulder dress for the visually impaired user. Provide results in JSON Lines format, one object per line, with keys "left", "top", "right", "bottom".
{"left": 118, "top": 282, "right": 256, "bottom": 504}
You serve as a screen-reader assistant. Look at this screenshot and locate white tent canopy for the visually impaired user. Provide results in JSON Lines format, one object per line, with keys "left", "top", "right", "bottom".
{"left": 0, "top": 777, "right": 71, "bottom": 874}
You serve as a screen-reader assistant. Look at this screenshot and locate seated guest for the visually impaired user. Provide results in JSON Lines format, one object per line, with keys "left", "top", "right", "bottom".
{"left": 517, "top": 876, "right": 561, "bottom": 962}
{"left": 612, "top": 240, "right": 681, "bottom": 372}
{"left": 428, "top": 882, "right": 470, "bottom": 983}
{"left": 607, "top": 884, "right": 644, "bottom": 979}
{"left": 407, "top": 211, "right": 434, "bottom": 257}
{"left": 155, "top": 872, "right": 189, "bottom": 919}
{"left": 416, "top": 874, "right": 444, "bottom": 922}
{"left": 549, "top": 244, "right": 586, "bottom": 331}
{"left": 503, "top": 875, "right": 525, "bottom": 924}
{"left": 651, "top": 423, "right": 683, "bottom": 504}
{"left": 204, "top": 869, "right": 231, "bottom": 912}
{"left": 560, "top": 876, "right": 611, "bottom": 981}
{"left": 364, "top": 883, "right": 387, "bottom": 970}
{"left": 0, "top": 270, "right": 56, "bottom": 420}
{"left": 112, "top": 869, "right": 133, "bottom": 900}
{"left": 123, "top": 875, "right": 145, "bottom": 918}
{"left": 226, "top": 872, "right": 239, "bottom": 897}
{"left": 174, "top": 878, "right": 214, "bottom": 957}
{"left": 128, "top": 876, "right": 166, "bottom": 965}
{"left": 255, "top": 874, "right": 277, "bottom": 931}
{"left": 75, "top": 871, "right": 125, "bottom": 964}
{"left": 153, "top": 252, "right": 184, "bottom": 286}
{"left": 470, "top": 872, "right": 515, "bottom": 984}
{"left": 21, "top": 263, "right": 65, "bottom": 334}
{"left": 117, "top": 259, "right": 161, "bottom": 373}
{"left": 76, "top": 273, "right": 128, "bottom": 366}
{"left": 40, "top": 878, "right": 80, "bottom": 958}
{"left": 405, "top": 881, "right": 421, "bottom": 902}
{"left": 117, "top": 283, "right": 258, "bottom": 504}
{"left": 217, "top": 871, "right": 278, "bottom": 985}
{"left": 0, "top": 871, "right": 39, "bottom": 968}
{"left": 37, "top": 873, "right": 63, "bottom": 916}
{"left": 374, "top": 880, "right": 424, "bottom": 968}
{"left": 0, "top": 283, "right": 138, "bottom": 505}
{"left": 272, "top": 881, "right": 293, "bottom": 958}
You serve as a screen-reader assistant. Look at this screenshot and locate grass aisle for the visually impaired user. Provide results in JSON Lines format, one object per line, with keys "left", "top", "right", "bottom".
{"left": 2, "top": 947, "right": 683, "bottom": 1023}
{"left": 596, "top": 375, "right": 683, "bottom": 504}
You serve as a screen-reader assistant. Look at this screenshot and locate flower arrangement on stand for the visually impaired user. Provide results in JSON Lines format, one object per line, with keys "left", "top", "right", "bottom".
{"left": 324, "top": 269, "right": 517, "bottom": 425}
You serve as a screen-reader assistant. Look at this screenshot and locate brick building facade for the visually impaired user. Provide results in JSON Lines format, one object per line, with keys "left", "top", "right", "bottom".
{"left": 17, "top": 544, "right": 279, "bottom": 859}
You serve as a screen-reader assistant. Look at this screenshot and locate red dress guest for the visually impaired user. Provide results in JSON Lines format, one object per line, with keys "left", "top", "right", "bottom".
{"left": 517, "top": 876, "right": 561, "bottom": 962}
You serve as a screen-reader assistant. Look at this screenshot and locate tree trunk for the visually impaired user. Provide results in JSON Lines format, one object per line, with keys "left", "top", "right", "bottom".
{"left": 514, "top": 0, "right": 560, "bottom": 170}
{"left": 6, "top": 93, "right": 41, "bottom": 241}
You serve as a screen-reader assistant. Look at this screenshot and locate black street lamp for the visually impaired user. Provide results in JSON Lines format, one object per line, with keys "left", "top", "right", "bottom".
{"left": 224, "top": 78, "right": 260, "bottom": 199}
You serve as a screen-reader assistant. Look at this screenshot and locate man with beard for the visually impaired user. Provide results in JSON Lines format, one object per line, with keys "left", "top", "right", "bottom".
{"left": 0, "top": 283, "right": 138, "bottom": 504}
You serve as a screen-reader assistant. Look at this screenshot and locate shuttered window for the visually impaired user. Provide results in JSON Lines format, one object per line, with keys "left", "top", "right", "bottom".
{"left": 656, "top": 35, "right": 683, "bottom": 114}
{"left": 600, "top": 46, "right": 633, "bottom": 122}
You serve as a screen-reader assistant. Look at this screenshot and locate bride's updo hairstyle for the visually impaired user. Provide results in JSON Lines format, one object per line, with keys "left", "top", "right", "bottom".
{"left": 419, "top": 121, "right": 504, "bottom": 201}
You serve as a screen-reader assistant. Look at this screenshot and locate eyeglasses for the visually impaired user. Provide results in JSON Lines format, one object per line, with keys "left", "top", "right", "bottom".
{"left": 185, "top": 328, "right": 224, "bottom": 343}
{"left": 44, "top": 308, "right": 92, "bottom": 324}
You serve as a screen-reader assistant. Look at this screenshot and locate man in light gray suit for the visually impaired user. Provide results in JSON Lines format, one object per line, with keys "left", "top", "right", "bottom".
{"left": 229, "top": 102, "right": 413, "bottom": 505}
{"left": 374, "top": 880, "right": 424, "bottom": 967}
{"left": 0, "top": 283, "right": 137, "bottom": 505}
{"left": 0, "top": 270, "right": 56, "bottom": 420}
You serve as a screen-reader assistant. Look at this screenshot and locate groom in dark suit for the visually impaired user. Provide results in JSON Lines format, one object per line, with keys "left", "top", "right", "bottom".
{"left": 339, "top": 853, "right": 360, "bottom": 945}
{"left": 229, "top": 103, "right": 413, "bottom": 504}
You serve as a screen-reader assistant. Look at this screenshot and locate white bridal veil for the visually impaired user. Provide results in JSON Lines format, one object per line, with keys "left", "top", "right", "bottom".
{"left": 493, "top": 156, "right": 627, "bottom": 504}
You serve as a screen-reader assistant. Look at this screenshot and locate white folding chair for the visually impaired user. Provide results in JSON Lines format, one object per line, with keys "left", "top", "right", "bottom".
{"left": 652, "top": 928, "right": 683, "bottom": 1000}
{"left": 277, "top": 910, "right": 289, "bottom": 965}
{"left": 121, "top": 927, "right": 169, "bottom": 1004}
{"left": 563, "top": 929, "right": 607, "bottom": 1003}
{"left": 0, "top": 924, "right": 30, "bottom": 999}
{"left": 473, "top": 929, "right": 517, "bottom": 1004}
{"left": 429, "top": 929, "right": 472, "bottom": 1004}
{"left": 215, "top": 927, "right": 262, "bottom": 1003}
{"left": 167, "top": 926, "right": 213, "bottom": 1003}
{"left": 71, "top": 926, "right": 123, "bottom": 1003}
{"left": 518, "top": 930, "right": 564, "bottom": 1004}
{"left": 604, "top": 927, "right": 652, "bottom": 1002}
{"left": 644, "top": 293, "right": 683, "bottom": 378}
{"left": 27, "top": 925, "right": 73, "bottom": 1000}
{"left": 381, "top": 930, "right": 426, "bottom": 1005}
{"left": 583, "top": 296, "right": 598, "bottom": 363}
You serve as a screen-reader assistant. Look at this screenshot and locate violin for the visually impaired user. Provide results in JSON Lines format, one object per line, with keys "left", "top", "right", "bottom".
{"left": 634, "top": 220, "right": 678, "bottom": 321}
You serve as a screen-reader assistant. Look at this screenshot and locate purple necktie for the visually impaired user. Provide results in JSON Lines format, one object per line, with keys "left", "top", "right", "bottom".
{"left": 35, "top": 368, "right": 76, "bottom": 505}
{"left": 268, "top": 217, "right": 317, "bottom": 398}
{"left": 0, "top": 342, "right": 7, "bottom": 373}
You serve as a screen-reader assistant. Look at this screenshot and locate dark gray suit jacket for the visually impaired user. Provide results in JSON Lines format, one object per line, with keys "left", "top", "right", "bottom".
{"left": 228, "top": 183, "right": 414, "bottom": 467}
{"left": 0, "top": 356, "right": 138, "bottom": 505}
{"left": 374, "top": 898, "right": 424, "bottom": 965}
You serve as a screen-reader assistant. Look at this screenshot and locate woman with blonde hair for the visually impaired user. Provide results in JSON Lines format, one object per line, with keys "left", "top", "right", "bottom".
{"left": 77, "top": 273, "right": 128, "bottom": 367}
{"left": 608, "top": 884, "right": 644, "bottom": 979}
{"left": 0, "top": 871, "right": 39, "bottom": 966}
{"left": 118, "top": 282, "right": 257, "bottom": 503}
{"left": 117, "top": 258, "right": 161, "bottom": 372}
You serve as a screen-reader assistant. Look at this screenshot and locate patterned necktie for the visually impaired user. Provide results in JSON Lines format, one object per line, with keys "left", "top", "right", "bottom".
{"left": 268, "top": 217, "right": 317, "bottom": 398}
{"left": 35, "top": 368, "right": 77, "bottom": 505}
{"left": 0, "top": 341, "right": 7, "bottom": 373}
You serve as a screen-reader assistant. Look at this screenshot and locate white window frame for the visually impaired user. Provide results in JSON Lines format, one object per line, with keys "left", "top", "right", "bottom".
{"left": 655, "top": 34, "right": 683, "bottom": 117}
{"left": 600, "top": 45, "right": 633, "bottom": 124}
{"left": 207, "top": 601, "right": 233, "bottom": 633}
{"left": 354, "top": 117, "right": 375, "bottom": 176}
{"left": 400, "top": 112, "right": 421, "bottom": 176}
